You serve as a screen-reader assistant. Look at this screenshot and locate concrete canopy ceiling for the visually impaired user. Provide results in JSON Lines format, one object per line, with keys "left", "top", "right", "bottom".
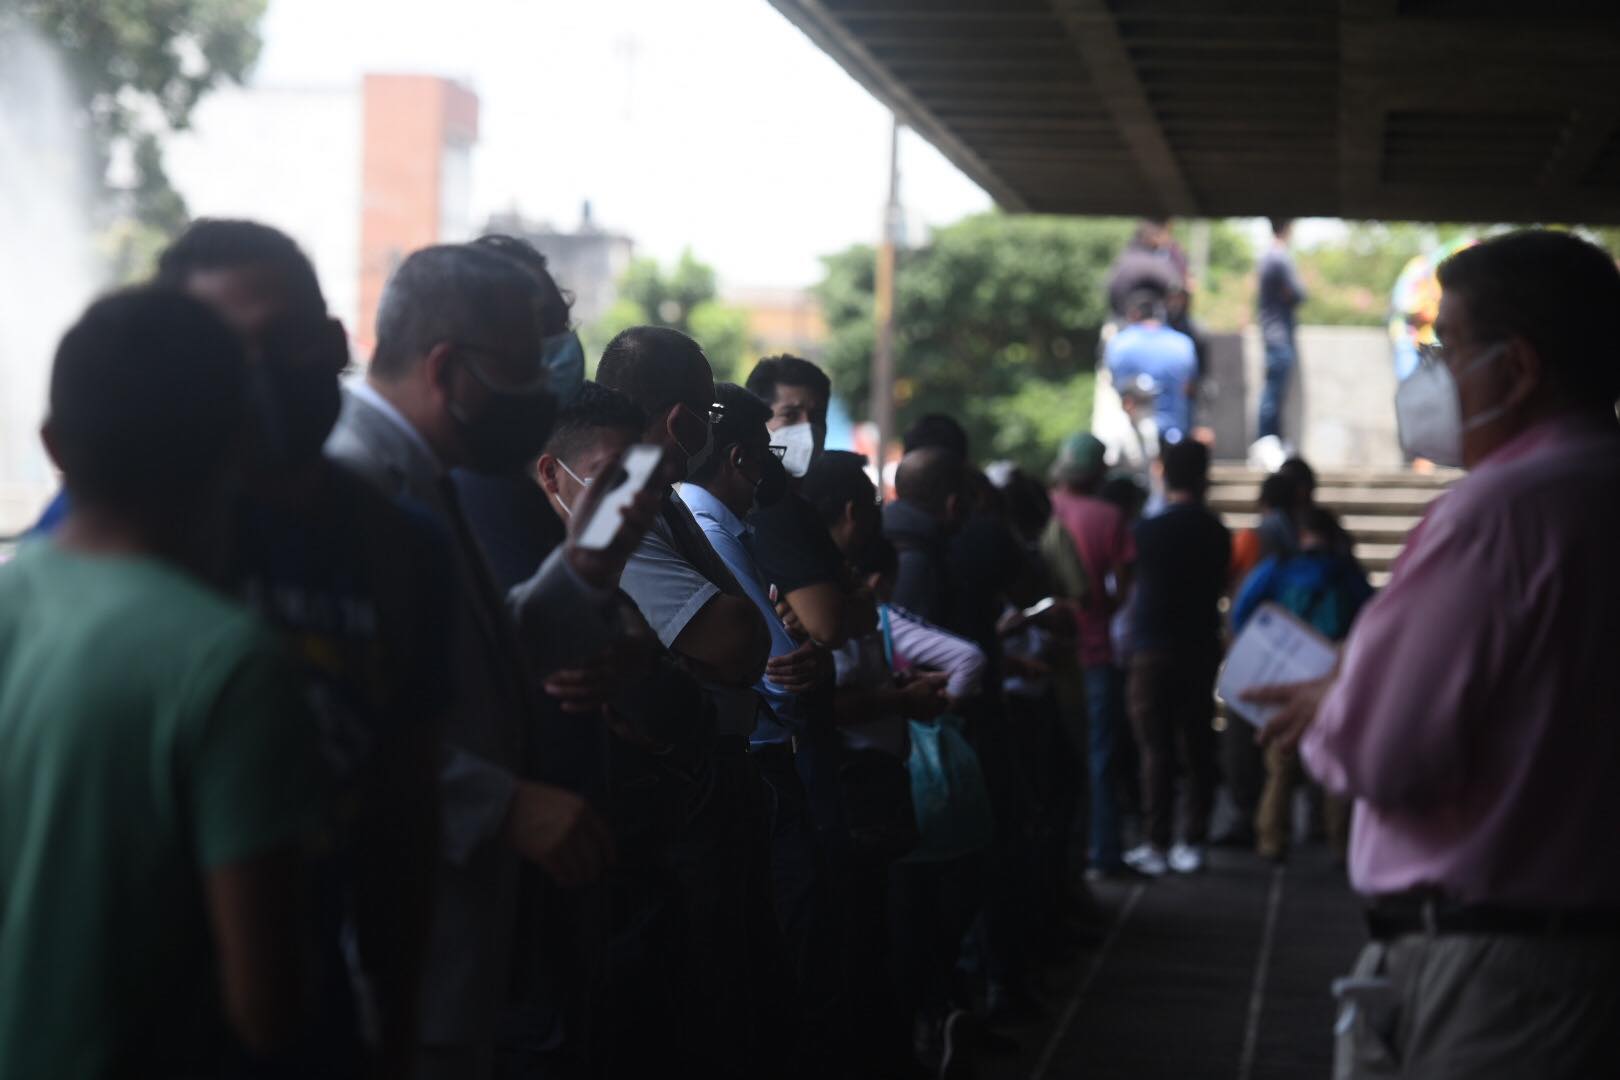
{"left": 769, "top": 0, "right": 1620, "bottom": 223}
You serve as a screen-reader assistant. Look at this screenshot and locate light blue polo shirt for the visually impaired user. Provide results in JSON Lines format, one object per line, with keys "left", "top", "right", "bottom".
{"left": 676, "top": 483, "right": 798, "bottom": 747}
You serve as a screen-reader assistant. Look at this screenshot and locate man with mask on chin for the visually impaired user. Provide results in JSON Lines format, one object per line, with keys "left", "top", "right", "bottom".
{"left": 1250, "top": 229, "right": 1620, "bottom": 1079}
{"left": 326, "top": 243, "right": 619, "bottom": 1080}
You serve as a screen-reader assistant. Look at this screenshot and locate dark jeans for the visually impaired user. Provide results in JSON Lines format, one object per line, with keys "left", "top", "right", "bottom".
{"left": 1128, "top": 649, "right": 1220, "bottom": 850}
{"left": 1259, "top": 338, "right": 1296, "bottom": 441}
{"left": 1083, "top": 665, "right": 1127, "bottom": 869}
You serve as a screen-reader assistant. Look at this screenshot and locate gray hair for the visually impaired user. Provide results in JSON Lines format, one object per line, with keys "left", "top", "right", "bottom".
{"left": 370, "top": 244, "right": 542, "bottom": 379}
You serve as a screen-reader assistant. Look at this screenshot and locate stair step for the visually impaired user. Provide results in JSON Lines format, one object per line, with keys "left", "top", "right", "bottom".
{"left": 1210, "top": 465, "right": 1461, "bottom": 490}
{"left": 1210, "top": 486, "right": 1439, "bottom": 516}
{"left": 1222, "top": 512, "right": 1423, "bottom": 543}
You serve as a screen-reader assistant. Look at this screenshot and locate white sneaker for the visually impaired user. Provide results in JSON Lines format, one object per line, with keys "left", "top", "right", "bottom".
{"left": 1168, "top": 842, "right": 1206, "bottom": 874}
{"left": 1123, "top": 843, "right": 1168, "bottom": 877}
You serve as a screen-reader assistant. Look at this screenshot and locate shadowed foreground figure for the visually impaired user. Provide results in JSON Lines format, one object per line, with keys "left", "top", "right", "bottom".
{"left": 1256, "top": 229, "right": 1620, "bottom": 1079}
{"left": 0, "top": 291, "right": 326, "bottom": 1078}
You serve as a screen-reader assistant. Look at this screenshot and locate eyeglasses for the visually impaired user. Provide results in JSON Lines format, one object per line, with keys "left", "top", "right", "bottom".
{"left": 680, "top": 401, "right": 725, "bottom": 426}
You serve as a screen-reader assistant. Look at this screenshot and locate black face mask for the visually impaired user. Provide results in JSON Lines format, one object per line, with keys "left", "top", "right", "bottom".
{"left": 246, "top": 320, "right": 346, "bottom": 471}
{"left": 445, "top": 351, "right": 557, "bottom": 475}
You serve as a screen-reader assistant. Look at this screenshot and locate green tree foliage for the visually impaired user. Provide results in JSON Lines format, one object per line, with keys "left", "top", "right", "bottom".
{"left": 816, "top": 213, "right": 1134, "bottom": 471}
{"left": 1293, "top": 221, "right": 1480, "bottom": 327}
{"left": 9, "top": 0, "right": 268, "bottom": 274}
{"left": 585, "top": 249, "right": 755, "bottom": 382}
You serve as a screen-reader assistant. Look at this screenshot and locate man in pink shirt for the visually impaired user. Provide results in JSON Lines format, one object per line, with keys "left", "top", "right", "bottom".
{"left": 1254, "top": 230, "right": 1620, "bottom": 1078}
{"left": 1046, "top": 433, "right": 1136, "bottom": 875}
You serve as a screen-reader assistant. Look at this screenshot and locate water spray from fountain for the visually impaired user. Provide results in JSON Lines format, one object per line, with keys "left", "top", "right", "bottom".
{"left": 0, "top": 24, "right": 105, "bottom": 537}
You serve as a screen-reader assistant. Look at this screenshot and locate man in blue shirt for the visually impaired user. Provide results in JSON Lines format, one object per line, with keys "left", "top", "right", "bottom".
{"left": 1106, "top": 289, "right": 1200, "bottom": 445}
{"left": 677, "top": 382, "right": 844, "bottom": 1071}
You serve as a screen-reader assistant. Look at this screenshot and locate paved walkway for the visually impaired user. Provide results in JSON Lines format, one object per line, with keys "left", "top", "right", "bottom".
{"left": 989, "top": 847, "right": 1365, "bottom": 1080}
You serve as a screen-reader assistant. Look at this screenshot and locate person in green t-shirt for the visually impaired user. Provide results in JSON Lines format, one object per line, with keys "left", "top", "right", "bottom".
{"left": 0, "top": 289, "right": 325, "bottom": 1079}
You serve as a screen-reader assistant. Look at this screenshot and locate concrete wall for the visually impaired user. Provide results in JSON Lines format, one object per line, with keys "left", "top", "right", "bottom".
{"left": 1203, "top": 325, "right": 1400, "bottom": 467}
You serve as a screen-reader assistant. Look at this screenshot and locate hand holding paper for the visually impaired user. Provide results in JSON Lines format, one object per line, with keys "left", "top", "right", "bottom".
{"left": 1217, "top": 603, "right": 1340, "bottom": 749}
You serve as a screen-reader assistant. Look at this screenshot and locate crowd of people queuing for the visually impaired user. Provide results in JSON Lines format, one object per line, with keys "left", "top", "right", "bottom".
{"left": 2, "top": 219, "right": 1618, "bottom": 1080}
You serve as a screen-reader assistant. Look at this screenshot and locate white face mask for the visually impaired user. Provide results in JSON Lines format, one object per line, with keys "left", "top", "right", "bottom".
{"left": 1395, "top": 342, "right": 1511, "bottom": 468}
{"left": 771, "top": 421, "right": 817, "bottom": 478}
{"left": 682, "top": 421, "right": 714, "bottom": 480}
{"left": 554, "top": 458, "right": 592, "bottom": 517}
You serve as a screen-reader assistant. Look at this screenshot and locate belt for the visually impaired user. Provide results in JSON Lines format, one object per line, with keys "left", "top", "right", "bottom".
{"left": 750, "top": 739, "right": 798, "bottom": 764}
{"left": 1365, "top": 895, "right": 1620, "bottom": 940}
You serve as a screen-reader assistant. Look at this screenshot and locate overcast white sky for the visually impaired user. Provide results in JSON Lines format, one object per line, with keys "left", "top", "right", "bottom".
{"left": 253, "top": 0, "right": 992, "bottom": 289}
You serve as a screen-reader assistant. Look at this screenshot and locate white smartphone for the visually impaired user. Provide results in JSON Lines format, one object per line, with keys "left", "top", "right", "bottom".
{"left": 1021, "top": 596, "right": 1058, "bottom": 620}
{"left": 574, "top": 444, "right": 664, "bottom": 550}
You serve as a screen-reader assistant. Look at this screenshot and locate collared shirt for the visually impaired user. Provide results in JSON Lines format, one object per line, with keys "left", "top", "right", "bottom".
{"left": 677, "top": 483, "right": 800, "bottom": 746}
{"left": 1302, "top": 414, "right": 1620, "bottom": 908}
{"left": 347, "top": 377, "right": 439, "bottom": 465}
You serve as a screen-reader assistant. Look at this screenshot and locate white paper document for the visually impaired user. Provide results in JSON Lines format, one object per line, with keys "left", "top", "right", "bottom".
{"left": 1217, "top": 603, "right": 1339, "bottom": 728}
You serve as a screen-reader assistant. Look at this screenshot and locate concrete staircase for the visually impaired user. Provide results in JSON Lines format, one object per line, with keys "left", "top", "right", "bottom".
{"left": 1208, "top": 465, "right": 1460, "bottom": 588}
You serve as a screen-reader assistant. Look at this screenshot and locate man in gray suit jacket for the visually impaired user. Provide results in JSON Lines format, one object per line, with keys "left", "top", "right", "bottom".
{"left": 327, "top": 244, "right": 651, "bottom": 1078}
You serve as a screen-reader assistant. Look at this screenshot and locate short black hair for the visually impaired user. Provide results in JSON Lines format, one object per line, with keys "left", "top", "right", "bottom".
{"left": 903, "top": 413, "right": 970, "bottom": 459}
{"left": 1297, "top": 505, "right": 1343, "bottom": 542}
{"left": 48, "top": 288, "right": 246, "bottom": 518}
{"left": 1437, "top": 229, "right": 1620, "bottom": 405}
{"left": 1269, "top": 218, "right": 1294, "bottom": 238}
{"left": 371, "top": 244, "right": 542, "bottom": 379}
{"left": 697, "top": 382, "right": 772, "bottom": 476}
{"left": 544, "top": 381, "right": 646, "bottom": 464}
{"left": 1099, "top": 472, "right": 1148, "bottom": 518}
{"left": 1276, "top": 456, "right": 1317, "bottom": 498}
{"left": 894, "top": 446, "right": 966, "bottom": 515}
{"left": 801, "top": 450, "right": 875, "bottom": 527}
{"left": 1258, "top": 473, "right": 1298, "bottom": 511}
{"left": 993, "top": 465, "right": 1051, "bottom": 541}
{"left": 1162, "top": 439, "right": 1210, "bottom": 494}
{"left": 1124, "top": 288, "right": 1165, "bottom": 322}
{"left": 596, "top": 325, "right": 713, "bottom": 421}
{"left": 474, "top": 233, "right": 574, "bottom": 337}
{"left": 745, "top": 354, "right": 831, "bottom": 409}
{"left": 154, "top": 218, "right": 325, "bottom": 319}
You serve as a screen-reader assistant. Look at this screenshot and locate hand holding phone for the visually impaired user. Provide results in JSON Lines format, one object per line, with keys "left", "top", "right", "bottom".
{"left": 562, "top": 444, "right": 673, "bottom": 591}
{"left": 574, "top": 444, "right": 665, "bottom": 550}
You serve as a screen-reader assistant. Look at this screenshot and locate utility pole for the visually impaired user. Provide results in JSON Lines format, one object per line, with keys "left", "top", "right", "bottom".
{"left": 872, "top": 114, "right": 902, "bottom": 481}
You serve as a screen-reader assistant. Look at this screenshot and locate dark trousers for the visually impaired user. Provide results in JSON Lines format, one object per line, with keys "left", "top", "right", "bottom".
{"left": 1222, "top": 707, "right": 1266, "bottom": 835}
{"left": 1259, "top": 338, "right": 1297, "bottom": 441}
{"left": 889, "top": 854, "right": 984, "bottom": 1023}
{"left": 666, "top": 742, "right": 787, "bottom": 1079}
{"left": 1129, "top": 649, "right": 1220, "bottom": 850}
{"left": 1082, "top": 665, "right": 1127, "bottom": 869}
{"left": 1007, "top": 689, "right": 1080, "bottom": 939}
{"left": 756, "top": 743, "right": 841, "bottom": 1076}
